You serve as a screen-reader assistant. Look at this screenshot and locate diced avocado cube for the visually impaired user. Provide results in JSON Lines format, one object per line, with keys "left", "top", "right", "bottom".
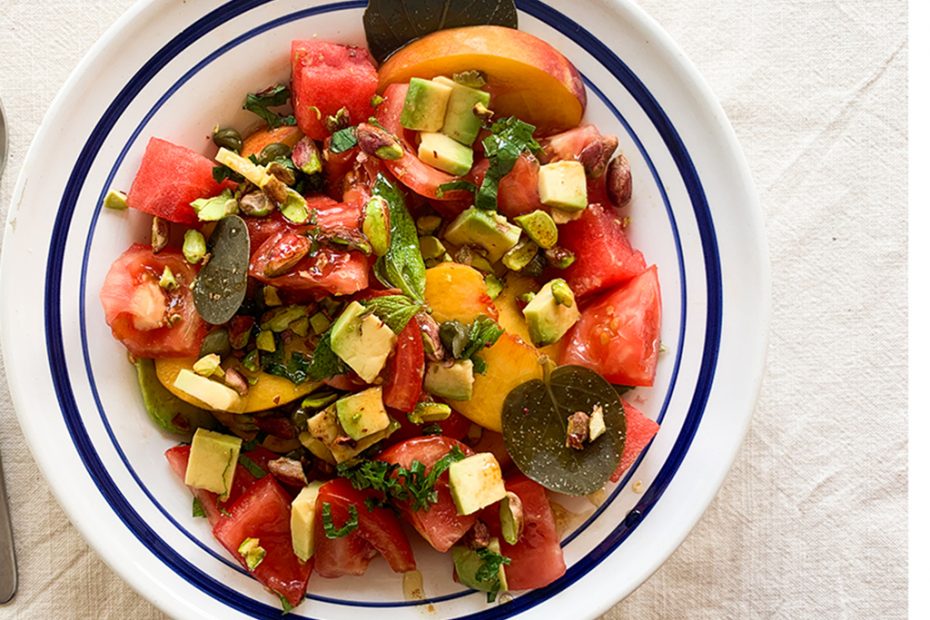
{"left": 173, "top": 369, "right": 245, "bottom": 412}
{"left": 425, "top": 360, "right": 475, "bottom": 401}
{"left": 184, "top": 428, "right": 242, "bottom": 499}
{"left": 419, "top": 235, "right": 447, "bottom": 260}
{"left": 484, "top": 273, "right": 503, "bottom": 300}
{"left": 330, "top": 301, "right": 397, "bottom": 383}
{"left": 416, "top": 214, "right": 443, "bottom": 236}
{"left": 298, "top": 431, "right": 336, "bottom": 465}
{"left": 309, "top": 312, "right": 331, "bottom": 335}
{"left": 291, "top": 481, "right": 324, "bottom": 562}
{"left": 514, "top": 210, "right": 558, "bottom": 249}
{"left": 335, "top": 387, "right": 390, "bottom": 440}
{"left": 522, "top": 279, "right": 581, "bottom": 346}
{"left": 448, "top": 453, "right": 507, "bottom": 515}
{"left": 401, "top": 77, "right": 453, "bottom": 132}
{"left": 451, "top": 537, "right": 509, "bottom": 595}
{"left": 418, "top": 132, "right": 474, "bottom": 177}
{"left": 443, "top": 207, "right": 522, "bottom": 263}
{"left": 307, "top": 405, "right": 399, "bottom": 464}
{"left": 538, "top": 160, "right": 588, "bottom": 211}
{"left": 191, "top": 190, "right": 238, "bottom": 221}
{"left": 433, "top": 76, "right": 492, "bottom": 146}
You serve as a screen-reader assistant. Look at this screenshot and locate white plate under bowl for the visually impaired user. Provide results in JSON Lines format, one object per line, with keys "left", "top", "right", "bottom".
{"left": 0, "top": 1, "right": 768, "bottom": 618}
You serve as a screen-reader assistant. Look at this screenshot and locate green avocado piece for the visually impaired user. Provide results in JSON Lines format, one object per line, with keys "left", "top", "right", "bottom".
{"left": 522, "top": 279, "right": 581, "bottom": 346}
{"left": 538, "top": 160, "right": 588, "bottom": 211}
{"left": 135, "top": 358, "right": 216, "bottom": 435}
{"left": 306, "top": 405, "right": 400, "bottom": 464}
{"left": 418, "top": 132, "right": 474, "bottom": 176}
{"left": 451, "top": 537, "right": 509, "bottom": 595}
{"left": 448, "top": 453, "right": 507, "bottom": 515}
{"left": 425, "top": 359, "right": 475, "bottom": 401}
{"left": 433, "top": 76, "right": 492, "bottom": 146}
{"left": 335, "top": 387, "right": 390, "bottom": 440}
{"left": 401, "top": 77, "right": 453, "bottom": 132}
{"left": 330, "top": 301, "right": 398, "bottom": 383}
{"left": 443, "top": 207, "right": 521, "bottom": 263}
{"left": 501, "top": 238, "right": 540, "bottom": 272}
{"left": 184, "top": 428, "right": 242, "bottom": 500}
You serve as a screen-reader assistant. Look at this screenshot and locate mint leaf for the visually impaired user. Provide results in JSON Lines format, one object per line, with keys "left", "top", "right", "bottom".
{"left": 329, "top": 126, "right": 358, "bottom": 153}
{"left": 373, "top": 175, "right": 427, "bottom": 301}
{"left": 243, "top": 84, "right": 296, "bottom": 129}
{"left": 322, "top": 502, "right": 359, "bottom": 538}
{"left": 192, "top": 497, "right": 206, "bottom": 518}
{"left": 363, "top": 295, "right": 422, "bottom": 333}
{"left": 476, "top": 117, "right": 541, "bottom": 210}
{"left": 237, "top": 454, "right": 267, "bottom": 479}
{"left": 307, "top": 331, "right": 348, "bottom": 381}
{"left": 436, "top": 180, "right": 477, "bottom": 199}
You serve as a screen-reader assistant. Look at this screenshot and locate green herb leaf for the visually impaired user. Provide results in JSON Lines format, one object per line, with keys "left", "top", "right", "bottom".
{"left": 237, "top": 454, "right": 267, "bottom": 479}
{"left": 322, "top": 502, "right": 359, "bottom": 538}
{"left": 421, "top": 423, "right": 443, "bottom": 435}
{"left": 243, "top": 84, "right": 296, "bottom": 129}
{"left": 475, "top": 546, "right": 511, "bottom": 585}
{"left": 192, "top": 497, "right": 206, "bottom": 518}
{"left": 461, "top": 315, "right": 504, "bottom": 360}
{"left": 212, "top": 164, "right": 244, "bottom": 184}
{"left": 363, "top": 295, "right": 422, "bottom": 333}
{"left": 276, "top": 593, "right": 294, "bottom": 614}
{"left": 405, "top": 446, "right": 466, "bottom": 511}
{"left": 307, "top": 331, "right": 348, "bottom": 381}
{"left": 502, "top": 365, "right": 626, "bottom": 495}
{"left": 436, "top": 180, "right": 477, "bottom": 199}
{"left": 329, "top": 126, "right": 358, "bottom": 153}
{"left": 363, "top": 0, "right": 518, "bottom": 64}
{"left": 261, "top": 345, "right": 314, "bottom": 385}
{"left": 476, "top": 117, "right": 541, "bottom": 211}
{"left": 372, "top": 175, "right": 427, "bottom": 301}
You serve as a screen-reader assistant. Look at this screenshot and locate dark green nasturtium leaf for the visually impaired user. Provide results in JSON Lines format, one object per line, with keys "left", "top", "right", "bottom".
{"left": 193, "top": 215, "right": 250, "bottom": 325}
{"left": 502, "top": 365, "right": 626, "bottom": 495}
{"left": 363, "top": 0, "right": 518, "bottom": 64}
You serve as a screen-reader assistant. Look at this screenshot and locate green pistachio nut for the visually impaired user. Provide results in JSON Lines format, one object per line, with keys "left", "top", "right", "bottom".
{"left": 514, "top": 210, "right": 558, "bottom": 250}
{"left": 363, "top": 196, "right": 391, "bottom": 257}
{"left": 182, "top": 229, "right": 207, "bottom": 264}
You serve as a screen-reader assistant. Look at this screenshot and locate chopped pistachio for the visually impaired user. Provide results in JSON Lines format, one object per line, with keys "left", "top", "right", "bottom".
{"left": 182, "top": 229, "right": 207, "bottom": 264}
{"left": 301, "top": 390, "right": 339, "bottom": 410}
{"left": 191, "top": 189, "right": 238, "bottom": 221}
{"left": 263, "top": 286, "right": 283, "bottom": 307}
{"left": 256, "top": 330, "right": 276, "bottom": 352}
{"left": 484, "top": 273, "right": 503, "bottom": 300}
{"left": 356, "top": 123, "right": 403, "bottom": 160}
{"left": 224, "top": 367, "right": 249, "bottom": 397}
{"left": 502, "top": 238, "right": 539, "bottom": 272}
{"left": 565, "top": 411, "right": 590, "bottom": 450}
{"left": 103, "top": 189, "right": 128, "bottom": 210}
{"left": 237, "top": 537, "right": 266, "bottom": 571}
{"left": 514, "top": 210, "right": 558, "bottom": 249}
{"left": 550, "top": 279, "right": 575, "bottom": 307}
{"left": 588, "top": 404, "right": 606, "bottom": 441}
{"left": 408, "top": 402, "right": 452, "bottom": 424}
{"left": 309, "top": 312, "right": 331, "bottom": 335}
{"left": 453, "top": 69, "right": 487, "bottom": 89}
{"left": 239, "top": 191, "right": 274, "bottom": 217}
{"left": 454, "top": 246, "right": 493, "bottom": 273}
{"left": 279, "top": 188, "right": 310, "bottom": 224}
{"left": 550, "top": 207, "right": 584, "bottom": 225}
{"left": 291, "top": 136, "right": 322, "bottom": 176}
{"left": 267, "top": 161, "right": 296, "bottom": 186}
{"left": 419, "top": 236, "right": 446, "bottom": 260}
{"left": 158, "top": 266, "right": 178, "bottom": 290}
{"left": 370, "top": 94, "right": 385, "bottom": 107}
{"left": 472, "top": 101, "right": 494, "bottom": 123}
{"left": 192, "top": 353, "right": 223, "bottom": 378}
{"left": 242, "top": 349, "right": 260, "bottom": 372}
{"left": 363, "top": 196, "right": 391, "bottom": 257}
{"left": 262, "top": 306, "right": 308, "bottom": 333}
{"left": 324, "top": 106, "right": 351, "bottom": 133}
{"left": 544, "top": 246, "right": 576, "bottom": 269}
{"left": 151, "top": 216, "right": 169, "bottom": 253}
{"left": 517, "top": 292, "right": 536, "bottom": 305}
{"left": 416, "top": 215, "right": 443, "bottom": 236}
{"left": 499, "top": 491, "right": 525, "bottom": 544}
{"left": 290, "top": 316, "right": 310, "bottom": 337}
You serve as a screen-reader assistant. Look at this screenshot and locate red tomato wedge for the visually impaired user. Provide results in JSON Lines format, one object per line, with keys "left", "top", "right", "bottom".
{"left": 213, "top": 476, "right": 313, "bottom": 608}
{"left": 610, "top": 400, "right": 660, "bottom": 482}
{"left": 291, "top": 41, "right": 378, "bottom": 141}
{"left": 313, "top": 524, "right": 377, "bottom": 578}
{"left": 559, "top": 266, "right": 661, "bottom": 386}
{"left": 100, "top": 244, "right": 206, "bottom": 358}
{"left": 470, "top": 153, "right": 545, "bottom": 219}
{"left": 314, "top": 479, "right": 416, "bottom": 574}
{"left": 382, "top": 318, "right": 425, "bottom": 412}
{"left": 378, "top": 436, "right": 476, "bottom": 552}
{"left": 375, "top": 84, "right": 473, "bottom": 202}
{"left": 483, "top": 474, "right": 566, "bottom": 590}
{"left": 557, "top": 203, "right": 646, "bottom": 299}
{"left": 126, "top": 137, "right": 229, "bottom": 225}
{"left": 389, "top": 408, "right": 472, "bottom": 443}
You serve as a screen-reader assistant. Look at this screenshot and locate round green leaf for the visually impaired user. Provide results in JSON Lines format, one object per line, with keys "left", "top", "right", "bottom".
{"left": 502, "top": 365, "right": 625, "bottom": 495}
{"left": 193, "top": 215, "right": 250, "bottom": 325}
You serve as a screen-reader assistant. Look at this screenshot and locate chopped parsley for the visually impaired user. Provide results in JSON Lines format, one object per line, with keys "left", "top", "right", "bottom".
{"left": 321, "top": 502, "right": 360, "bottom": 538}
{"left": 243, "top": 84, "right": 296, "bottom": 129}
{"left": 475, "top": 117, "right": 541, "bottom": 211}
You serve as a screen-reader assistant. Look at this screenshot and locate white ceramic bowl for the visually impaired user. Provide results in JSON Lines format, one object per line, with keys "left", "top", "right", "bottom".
{"left": 0, "top": 1, "right": 768, "bottom": 618}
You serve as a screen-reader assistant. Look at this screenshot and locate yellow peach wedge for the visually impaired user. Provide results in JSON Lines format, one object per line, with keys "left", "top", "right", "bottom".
{"left": 378, "top": 26, "right": 586, "bottom": 134}
{"left": 424, "top": 263, "right": 499, "bottom": 324}
{"left": 240, "top": 125, "right": 304, "bottom": 159}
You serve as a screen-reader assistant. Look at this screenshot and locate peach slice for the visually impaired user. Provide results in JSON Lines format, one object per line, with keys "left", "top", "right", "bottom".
{"left": 424, "top": 263, "right": 498, "bottom": 324}
{"left": 493, "top": 273, "right": 563, "bottom": 360}
{"left": 240, "top": 125, "right": 303, "bottom": 159}
{"left": 378, "top": 26, "right": 586, "bottom": 134}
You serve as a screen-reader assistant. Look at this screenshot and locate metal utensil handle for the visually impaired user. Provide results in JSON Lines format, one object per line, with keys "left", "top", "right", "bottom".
{"left": 0, "top": 453, "right": 17, "bottom": 603}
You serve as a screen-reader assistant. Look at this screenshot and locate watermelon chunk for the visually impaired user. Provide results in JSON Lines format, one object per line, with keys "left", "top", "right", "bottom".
{"left": 291, "top": 41, "right": 378, "bottom": 141}
{"left": 556, "top": 203, "right": 646, "bottom": 299}
{"left": 126, "top": 137, "right": 227, "bottom": 225}
{"left": 610, "top": 400, "right": 660, "bottom": 482}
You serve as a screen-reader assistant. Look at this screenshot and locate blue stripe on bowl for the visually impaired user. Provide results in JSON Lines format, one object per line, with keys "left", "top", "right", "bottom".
{"left": 43, "top": 0, "right": 722, "bottom": 617}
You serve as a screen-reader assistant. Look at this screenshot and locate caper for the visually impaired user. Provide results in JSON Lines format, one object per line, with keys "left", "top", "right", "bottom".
{"left": 257, "top": 142, "right": 291, "bottom": 165}
{"left": 212, "top": 127, "right": 243, "bottom": 153}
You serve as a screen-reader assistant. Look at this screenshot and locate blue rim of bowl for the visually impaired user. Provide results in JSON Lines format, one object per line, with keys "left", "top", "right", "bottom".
{"left": 43, "top": 0, "right": 722, "bottom": 618}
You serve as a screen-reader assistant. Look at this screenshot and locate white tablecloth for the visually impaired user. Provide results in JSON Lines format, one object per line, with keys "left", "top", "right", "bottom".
{"left": 0, "top": 1, "right": 907, "bottom": 617}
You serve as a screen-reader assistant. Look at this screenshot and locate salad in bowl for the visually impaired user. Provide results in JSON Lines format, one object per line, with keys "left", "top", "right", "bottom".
{"left": 97, "top": 8, "right": 661, "bottom": 612}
